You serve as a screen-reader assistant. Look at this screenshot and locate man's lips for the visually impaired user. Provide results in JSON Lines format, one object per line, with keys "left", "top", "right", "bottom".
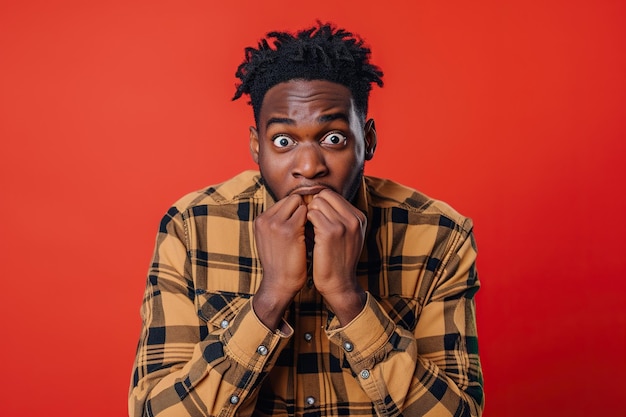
{"left": 291, "top": 185, "right": 328, "bottom": 203}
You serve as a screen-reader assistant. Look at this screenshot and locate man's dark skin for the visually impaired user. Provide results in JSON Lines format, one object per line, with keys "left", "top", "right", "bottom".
{"left": 249, "top": 79, "right": 377, "bottom": 331}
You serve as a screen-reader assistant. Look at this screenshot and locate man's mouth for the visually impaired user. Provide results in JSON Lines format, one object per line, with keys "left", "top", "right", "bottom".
{"left": 291, "top": 185, "right": 328, "bottom": 204}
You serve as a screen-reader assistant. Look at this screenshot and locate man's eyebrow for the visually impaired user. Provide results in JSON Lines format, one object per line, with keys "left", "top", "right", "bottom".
{"left": 319, "top": 112, "right": 350, "bottom": 123}
{"left": 265, "top": 113, "right": 350, "bottom": 128}
{"left": 266, "top": 117, "right": 295, "bottom": 128}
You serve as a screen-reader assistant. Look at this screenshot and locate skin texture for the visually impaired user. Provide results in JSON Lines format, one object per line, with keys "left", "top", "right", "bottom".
{"left": 249, "top": 79, "right": 377, "bottom": 330}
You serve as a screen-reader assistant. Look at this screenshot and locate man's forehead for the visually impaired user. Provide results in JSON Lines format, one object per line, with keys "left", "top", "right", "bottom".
{"left": 259, "top": 79, "right": 355, "bottom": 120}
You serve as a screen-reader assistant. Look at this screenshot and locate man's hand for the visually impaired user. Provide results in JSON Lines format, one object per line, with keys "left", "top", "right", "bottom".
{"left": 253, "top": 194, "right": 308, "bottom": 330}
{"left": 306, "top": 189, "right": 367, "bottom": 325}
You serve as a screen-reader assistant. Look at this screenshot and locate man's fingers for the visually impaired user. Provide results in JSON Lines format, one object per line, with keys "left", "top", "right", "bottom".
{"left": 266, "top": 193, "right": 306, "bottom": 220}
{"left": 308, "top": 190, "right": 365, "bottom": 231}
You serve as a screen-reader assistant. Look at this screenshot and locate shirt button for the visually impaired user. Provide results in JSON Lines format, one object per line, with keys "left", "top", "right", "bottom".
{"left": 305, "top": 396, "right": 315, "bottom": 406}
{"left": 230, "top": 395, "right": 239, "bottom": 404}
{"left": 304, "top": 333, "right": 313, "bottom": 342}
{"left": 343, "top": 342, "right": 354, "bottom": 352}
{"left": 307, "top": 278, "right": 314, "bottom": 288}
{"left": 220, "top": 320, "right": 229, "bottom": 329}
{"left": 360, "top": 369, "right": 371, "bottom": 379}
{"left": 257, "top": 345, "right": 268, "bottom": 356}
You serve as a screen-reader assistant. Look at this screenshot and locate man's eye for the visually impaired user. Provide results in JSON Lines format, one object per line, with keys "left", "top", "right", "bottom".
{"left": 321, "top": 132, "right": 347, "bottom": 146}
{"left": 272, "top": 135, "right": 296, "bottom": 148}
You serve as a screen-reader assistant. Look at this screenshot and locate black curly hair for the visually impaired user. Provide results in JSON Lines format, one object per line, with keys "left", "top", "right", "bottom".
{"left": 232, "top": 22, "right": 384, "bottom": 125}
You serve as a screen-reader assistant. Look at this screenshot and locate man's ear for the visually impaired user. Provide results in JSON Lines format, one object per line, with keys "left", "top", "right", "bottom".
{"left": 364, "top": 119, "right": 377, "bottom": 161}
{"left": 249, "top": 126, "right": 259, "bottom": 164}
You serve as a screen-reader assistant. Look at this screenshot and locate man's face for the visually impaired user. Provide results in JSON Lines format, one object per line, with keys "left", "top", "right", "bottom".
{"left": 249, "top": 79, "right": 376, "bottom": 202}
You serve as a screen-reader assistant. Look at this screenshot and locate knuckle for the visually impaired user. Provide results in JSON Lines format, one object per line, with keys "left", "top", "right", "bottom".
{"left": 329, "top": 222, "right": 346, "bottom": 236}
{"left": 254, "top": 216, "right": 267, "bottom": 230}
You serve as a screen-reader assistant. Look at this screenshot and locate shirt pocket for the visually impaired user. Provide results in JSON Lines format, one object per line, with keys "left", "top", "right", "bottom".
{"left": 195, "top": 290, "right": 252, "bottom": 332}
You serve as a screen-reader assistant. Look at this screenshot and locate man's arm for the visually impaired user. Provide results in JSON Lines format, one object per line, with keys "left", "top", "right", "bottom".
{"left": 251, "top": 193, "right": 309, "bottom": 330}
{"left": 326, "top": 223, "right": 484, "bottom": 417}
{"left": 128, "top": 207, "right": 292, "bottom": 417}
{"left": 306, "top": 189, "right": 369, "bottom": 325}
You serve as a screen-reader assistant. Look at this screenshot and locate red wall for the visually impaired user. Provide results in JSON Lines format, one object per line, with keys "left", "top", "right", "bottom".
{"left": 1, "top": 1, "right": 624, "bottom": 416}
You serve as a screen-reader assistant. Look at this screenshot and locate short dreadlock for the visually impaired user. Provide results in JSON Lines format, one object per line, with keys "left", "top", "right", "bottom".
{"left": 232, "top": 22, "right": 384, "bottom": 125}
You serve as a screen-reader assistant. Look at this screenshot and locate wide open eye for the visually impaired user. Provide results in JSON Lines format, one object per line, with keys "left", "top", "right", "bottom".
{"left": 272, "top": 135, "right": 296, "bottom": 148}
{"left": 321, "top": 132, "right": 347, "bottom": 146}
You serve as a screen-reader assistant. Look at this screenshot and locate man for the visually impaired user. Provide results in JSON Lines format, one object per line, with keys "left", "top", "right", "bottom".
{"left": 129, "top": 22, "right": 483, "bottom": 417}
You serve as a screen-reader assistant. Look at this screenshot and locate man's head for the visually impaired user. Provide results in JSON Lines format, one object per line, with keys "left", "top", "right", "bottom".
{"left": 234, "top": 23, "right": 384, "bottom": 203}
{"left": 232, "top": 22, "right": 383, "bottom": 126}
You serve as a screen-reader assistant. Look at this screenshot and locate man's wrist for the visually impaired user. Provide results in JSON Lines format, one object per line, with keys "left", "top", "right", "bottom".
{"left": 325, "top": 287, "right": 367, "bottom": 326}
{"left": 252, "top": 289, "right": 292, "bottom": 331}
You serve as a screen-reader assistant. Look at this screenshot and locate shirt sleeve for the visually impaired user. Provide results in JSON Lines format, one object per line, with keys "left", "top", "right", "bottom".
{"left": 128, "top": 207, "right": 292, "bottom": 417}
{"left": 326, "top": 224, "right": 484, "bottom": 417}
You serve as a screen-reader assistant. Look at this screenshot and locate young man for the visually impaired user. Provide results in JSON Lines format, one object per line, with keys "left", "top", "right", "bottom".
{"left": 129, "top": 23, "right": 484, "bottom": 417}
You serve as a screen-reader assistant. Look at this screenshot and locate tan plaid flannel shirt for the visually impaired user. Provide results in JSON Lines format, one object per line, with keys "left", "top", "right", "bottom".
{"left": 129, "top": 170, "right": 483, "bottom": 416}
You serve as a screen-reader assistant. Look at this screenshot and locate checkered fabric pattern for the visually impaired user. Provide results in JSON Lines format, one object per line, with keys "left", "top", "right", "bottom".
{"left": 129, "top": 170, "right": 483, "bottom": 416}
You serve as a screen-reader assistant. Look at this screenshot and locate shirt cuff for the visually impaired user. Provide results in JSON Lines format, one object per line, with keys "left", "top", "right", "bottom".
{"left": 326, "top": 293, "right": 397, "bottom": 370}
{"left": 221, "top": 300, "right": 292, "bottom": 373}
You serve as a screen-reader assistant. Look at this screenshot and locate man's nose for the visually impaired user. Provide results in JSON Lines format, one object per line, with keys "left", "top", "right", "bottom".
{"left": 292, "top": 144, "right": 328, "bottom": 178}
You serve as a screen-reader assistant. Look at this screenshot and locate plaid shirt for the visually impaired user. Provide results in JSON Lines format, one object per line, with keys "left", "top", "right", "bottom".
{"left": 129, "top": 170, "right": 483, "bottom": 417}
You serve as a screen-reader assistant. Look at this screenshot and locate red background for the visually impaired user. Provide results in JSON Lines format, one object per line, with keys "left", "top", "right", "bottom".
{"left": 1, "top": 1, "right": 625, "bottom": 416}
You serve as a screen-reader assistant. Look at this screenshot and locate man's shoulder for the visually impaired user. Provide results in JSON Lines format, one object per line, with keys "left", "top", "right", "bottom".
{"left": 364, "top": 176, "right": 471, "bottom": 231}
{"left": 170, "top": 170, "right": 262, "bottom": 212}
